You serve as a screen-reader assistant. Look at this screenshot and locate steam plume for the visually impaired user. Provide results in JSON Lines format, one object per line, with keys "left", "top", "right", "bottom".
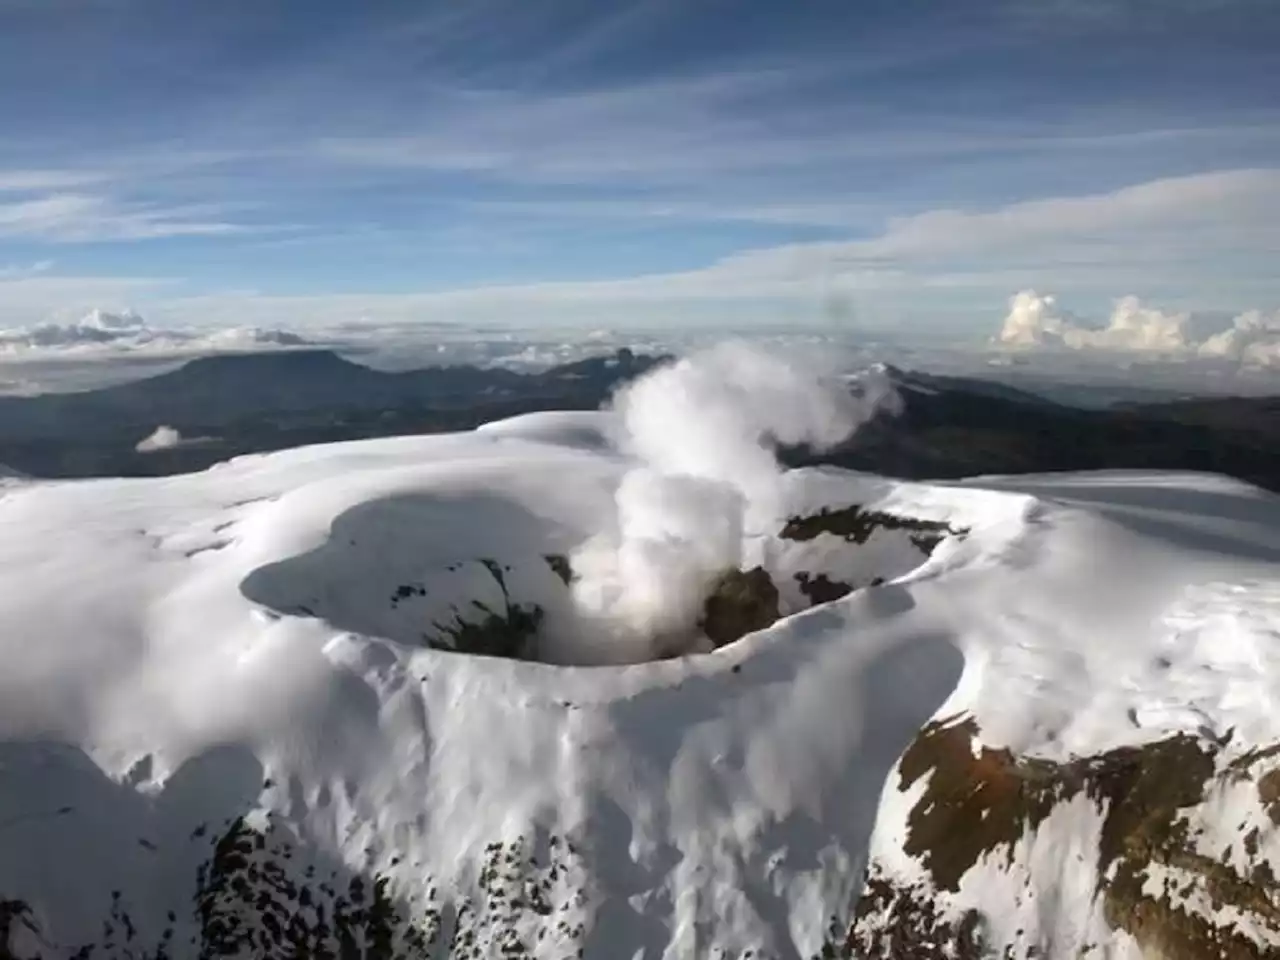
{"left": 564, "top": 341, "right": 898, "bottom": 663}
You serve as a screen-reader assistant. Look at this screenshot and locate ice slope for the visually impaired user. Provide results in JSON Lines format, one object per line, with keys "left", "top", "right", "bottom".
{"left": 0, "top": 411, "right": 1278, "bottom": 958}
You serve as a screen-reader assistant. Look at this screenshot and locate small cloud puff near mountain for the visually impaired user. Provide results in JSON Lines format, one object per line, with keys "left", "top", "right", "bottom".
{"left": 997, "top": 291, "right": 1280, "bottom": 367}
{"left": 0, "top": 308, "right": 314, "bottom": 356}
{"left": 135, "top": 425, "right": 218, "bottom": 453}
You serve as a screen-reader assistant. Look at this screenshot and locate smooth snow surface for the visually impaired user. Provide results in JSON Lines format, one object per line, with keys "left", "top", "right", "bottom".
{"left": 1, "top": 408, "right": 1279, "bottom": 956}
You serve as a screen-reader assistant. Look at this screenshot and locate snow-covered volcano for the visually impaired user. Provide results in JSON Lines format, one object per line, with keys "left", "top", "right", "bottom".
{"left": 2, "top": 352, "right": 1279, "bottom": 958}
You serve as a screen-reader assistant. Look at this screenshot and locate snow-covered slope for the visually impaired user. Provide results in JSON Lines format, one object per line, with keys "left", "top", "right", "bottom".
{"left": 2, "top": 408, "right": 1279, "bottom": 956}
{"left": 851, "top": 471, "right": 1280, "bottom": 959}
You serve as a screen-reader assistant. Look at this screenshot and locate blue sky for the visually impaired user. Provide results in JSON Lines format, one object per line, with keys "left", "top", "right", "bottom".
{"left": 0, "top": 0, "right": 1278, "bottom": 336}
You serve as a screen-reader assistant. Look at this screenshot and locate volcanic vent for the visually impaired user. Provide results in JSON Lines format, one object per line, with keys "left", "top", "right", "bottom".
{"left": 241, "top": 344, "right": 962, "bottom": 665}
{"left": 239, "top": 479, "right": 963, "bottom": 666}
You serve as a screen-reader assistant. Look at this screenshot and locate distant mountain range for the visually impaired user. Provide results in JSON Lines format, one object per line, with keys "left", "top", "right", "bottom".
{"left": 0, "top": 349, "right": 1276, "bottom": 491}
{"left": 792, "top": 364, "right": 1280, "bottom": 493}
{"left": 0, "top": 348, "right": 663, "bottom": 477}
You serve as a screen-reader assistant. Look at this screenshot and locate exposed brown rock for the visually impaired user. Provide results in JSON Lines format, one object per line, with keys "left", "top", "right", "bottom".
{"left": 897, "top": 715, "right": 1076, "bottom": 892}
{"left": 845, "top": 714, "right": 1280, "bottom": 959}
{"left": 700, "top": 566, "right": 781, "bottom": 648}
{"left": 840, "top": 869, "right": 987, "bottom": 959}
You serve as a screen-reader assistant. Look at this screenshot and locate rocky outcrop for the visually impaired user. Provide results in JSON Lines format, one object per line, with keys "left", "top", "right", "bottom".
{"left": 428, "top": 559, "right": 545, "bottom": 661}
{"left": 781, "top": 504, "right": 964, "bottom": 554}
{"left": 794, "top": 571, "right": 859, "bottom": 605}
{"left": 693, "top": 505, "right": 966, "bottom": 652}
{"left": 699, "top": 566, "right": 781, "bottom": 648}
{"left": 835, "top": 714, "right": 1280, "bottom": 959}
{"left": 2, "top": 819, "right": 591, "bottom": 960}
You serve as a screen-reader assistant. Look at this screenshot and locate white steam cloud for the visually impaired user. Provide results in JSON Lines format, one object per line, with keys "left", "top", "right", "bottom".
{"left": 564, "top": 342, "right": 899, "bottom": 663}
{"left": 996, "top": 290, "right": 1280, "bottom": 367}
{"left": 135, "top": 425, "right": 217, "bottom": 453}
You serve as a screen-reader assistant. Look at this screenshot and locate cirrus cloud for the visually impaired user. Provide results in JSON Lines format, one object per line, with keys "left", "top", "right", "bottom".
{"left": 0, "top": 193, "right": 254, "bottom": 242}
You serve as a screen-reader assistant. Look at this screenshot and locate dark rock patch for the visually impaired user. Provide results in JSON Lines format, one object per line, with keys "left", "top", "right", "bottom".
{"left": 794, "top": 572, "right": 854, "bottom": 606}
{"left": 781, "top": 505, "right": 964, "bottom": 553}
{"left": 839, "top": 869, "right": 987, "bottom": 959}
{"left": 699, "top": 567, "right": 781, "bottom": 649}
{"left": 429, "top": 560, "right": 545, "bottom": 661}
{"left": 3, "top": 816, "right": 595, "bottom": 960}
{"left": 432, "top": 601, "right": 545, "bottom": 661}
{"left": 194, "top": 816, "right": 437, "bottom": 959}
{"left": 543, "top": 554, "right": 573, "bottom": 587}
{"left": 390, "top": 582, "right": 428, "bottom": 607}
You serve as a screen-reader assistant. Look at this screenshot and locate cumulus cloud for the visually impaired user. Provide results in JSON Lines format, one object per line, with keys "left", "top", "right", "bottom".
{"left": 995, "top": 290, "right": 1280, "bottom": 366}
{"left": 1072, "top": 296, "right": 1192, "bottom": 352}
{"left": 1197, "top": 310, "right": 1280, "bottom": 367}
{"left": 998, "top": 291, "right": 1071, "bottom": 347}
{"left": 0, "top": 308, "right": 314, "bottom": 357}
{"left": 999, "top": 291, "right": 1193, "bottom": 353}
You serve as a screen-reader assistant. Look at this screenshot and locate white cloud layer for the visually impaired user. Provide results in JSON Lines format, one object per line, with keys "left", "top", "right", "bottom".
{"left": 997, "top": 290, "right": 1280, "bottom": 367}
{"left": 0, "top": 308, "right": 313, "bottom": 356}
{"left": 0, "top": 168, "right": 1277, "bottom": 344}
{"left": 149, "top": 167, "right": 1280, "bottom": 330}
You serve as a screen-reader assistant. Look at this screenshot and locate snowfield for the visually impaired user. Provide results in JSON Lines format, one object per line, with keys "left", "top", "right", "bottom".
{"left": 2, "top": 371, "right": 1280, "bottom": 957}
